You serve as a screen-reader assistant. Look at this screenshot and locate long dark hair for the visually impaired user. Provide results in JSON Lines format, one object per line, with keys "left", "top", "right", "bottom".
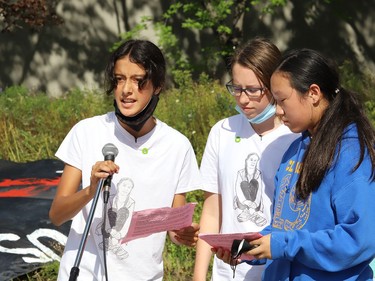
{"left": 275, "top": 49, "right": 375, "bottom": 199}
{"left": 105, "top": 39, "right": 166, "bottom": 95}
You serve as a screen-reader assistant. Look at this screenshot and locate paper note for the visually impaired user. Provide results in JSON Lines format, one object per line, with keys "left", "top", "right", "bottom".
{"left": 121, "top": 202, "right": 196, "bottom": 243}
{"left": 198, "top": 232, "right": 262, "bottom": 260}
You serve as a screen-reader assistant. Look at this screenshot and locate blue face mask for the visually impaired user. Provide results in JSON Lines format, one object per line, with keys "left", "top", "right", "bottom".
{"left": 235, "top": 103, "right": 276, "bottom": 124}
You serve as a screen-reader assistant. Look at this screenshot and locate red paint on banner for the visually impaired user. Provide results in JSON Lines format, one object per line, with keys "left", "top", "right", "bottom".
{"left": 0, "top": 178, "right": 60, "bottom": 197}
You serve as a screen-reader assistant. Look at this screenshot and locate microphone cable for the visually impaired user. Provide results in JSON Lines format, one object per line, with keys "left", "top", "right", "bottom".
{"left": 101, "top": 200, "right": 109, "bottom": 281}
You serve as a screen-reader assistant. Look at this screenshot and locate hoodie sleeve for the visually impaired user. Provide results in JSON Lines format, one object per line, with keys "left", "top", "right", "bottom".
{"left": 271, "top": 142, "right": 375, "bottom": 271}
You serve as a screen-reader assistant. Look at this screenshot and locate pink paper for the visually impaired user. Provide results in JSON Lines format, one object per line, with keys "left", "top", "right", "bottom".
{"left": 121, "top": 203, "right": 196, "bottom": 243}
{"left": 198, "top": 232, "right": 262, "bottom": 260}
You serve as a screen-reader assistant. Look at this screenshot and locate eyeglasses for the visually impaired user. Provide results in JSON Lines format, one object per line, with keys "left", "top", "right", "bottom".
{"left": 226, "top": 80, "right": 265, "bottom": 99}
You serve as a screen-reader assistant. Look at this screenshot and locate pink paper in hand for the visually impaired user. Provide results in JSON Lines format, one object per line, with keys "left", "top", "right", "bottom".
{"left": 198, "top": 232, "right": 262, "bottom": 260}
{"left": 121, "top": 203, "right": 196, "bottom": 243}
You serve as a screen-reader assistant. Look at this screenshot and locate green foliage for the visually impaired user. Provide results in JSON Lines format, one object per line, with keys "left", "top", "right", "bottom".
{"left": 3, "top": 77, "right": 235, "bottom": 281}
{"left": 111, "top": 0, "right": 288, "bottom": 83}
{"left": 0, "top": 86, "right": 112, "bottom": 162}
{"left": 4, "top": 61, "right": 374, "bottom": 280}
{"left": 163, "top": 236, "right": 196, "bottom": 280}
{"left": 110, "top": 16, "right": 152, "bottom": 52}
{"left": 11, "top": 261, "right": 59, "bottom": 281}
{"left": 156, "top": 76, "right": 235, "bottom": 281}
{"left": 154, "top": 22, "right": 192, "bottom": 79}
{"left": 339, "top": 60, "right": 375, "bottom": 126}
{"left": 251, "top": 0, "right": 288, "bottom": 14}
{"left": 339, "top": 60, "right": 375, "bottom": 99}
{"left": 365, "top": 100, "right": 375, "bottom": 127}
{"left": 155, "top": 74, "right": 236, "bottom": 163}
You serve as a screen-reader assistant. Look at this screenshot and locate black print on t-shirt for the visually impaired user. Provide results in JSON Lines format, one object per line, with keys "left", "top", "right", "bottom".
{"left": 233, "top": 153, "right": 267, "bottom": 227}
{"left": 96, "top": 177, "right": 135, "bottom": 260}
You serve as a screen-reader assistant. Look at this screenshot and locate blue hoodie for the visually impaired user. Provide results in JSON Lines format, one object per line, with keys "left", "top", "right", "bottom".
{"left": 259, "top": 124, "right": 375, "bottom": 280}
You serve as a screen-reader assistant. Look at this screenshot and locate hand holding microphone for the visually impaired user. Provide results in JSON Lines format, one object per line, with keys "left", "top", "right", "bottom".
{"left": 101, "top": 143, "right": 119, "bottom": 203}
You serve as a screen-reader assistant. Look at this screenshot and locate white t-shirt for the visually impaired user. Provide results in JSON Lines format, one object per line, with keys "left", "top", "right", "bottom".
{"left": 56, "top": 112, "right": 201, "bottom": 281}
{"left": 200, "top": 114, "right": 299, "bottom": 281}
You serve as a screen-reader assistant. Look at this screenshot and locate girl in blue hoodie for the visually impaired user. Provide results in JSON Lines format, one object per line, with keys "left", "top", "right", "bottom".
{"left": 216, "top": 49, "right": 375, "bottom": 280}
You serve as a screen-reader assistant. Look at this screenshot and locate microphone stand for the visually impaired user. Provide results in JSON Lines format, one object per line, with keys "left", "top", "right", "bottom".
{"left": 69, "top": 179, "right": 104, "bottom": 281}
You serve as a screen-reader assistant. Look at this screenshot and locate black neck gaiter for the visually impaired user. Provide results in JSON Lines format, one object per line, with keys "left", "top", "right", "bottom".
{"left": 113, "top": 95, "right": 159, "bottom": 132}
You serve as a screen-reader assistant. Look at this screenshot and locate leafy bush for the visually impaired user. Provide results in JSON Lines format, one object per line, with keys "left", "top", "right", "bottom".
{"left": 339, "top": 60, "right": 375, "bottom": 126}
{"left": 156, "top": 74, "right": 235, "bottom": 280}
{"left": 2, "top": 78, "right": 235, "bottom": 281}
{"left": 0, "top": 86, "right": 112, "bottom": 162}
{"left": 3, "top": 62, "right": 374, "bottom": 280}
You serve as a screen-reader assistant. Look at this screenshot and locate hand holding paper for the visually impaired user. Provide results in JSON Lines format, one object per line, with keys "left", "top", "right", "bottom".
{"left": 198, "top": 232, "right": 262, "bottom": 261}
{"left": 121, "top": 203, "right": 197, "bottom": 244}
{"left": 169, "top": 222, "right": 200, "bottom": 247}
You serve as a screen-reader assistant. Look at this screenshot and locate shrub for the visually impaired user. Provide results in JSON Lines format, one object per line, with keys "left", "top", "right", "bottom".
{"left": 3, "top": 78, "right": 235, "bottom": 281}
{"left": 3, "top": 62, "right": 374, "bottom": 280}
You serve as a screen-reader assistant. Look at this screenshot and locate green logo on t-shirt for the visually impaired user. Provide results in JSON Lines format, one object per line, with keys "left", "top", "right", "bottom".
{"left": 235, "top": 136, "right": 241, "bottom": 143}
{"left": 142, "top": 148, "right": 149, "bottom": 154}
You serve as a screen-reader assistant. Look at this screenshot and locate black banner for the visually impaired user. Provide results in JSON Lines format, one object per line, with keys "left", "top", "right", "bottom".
{"left": 0, "top": 159, "right": 71, "bottom": 281}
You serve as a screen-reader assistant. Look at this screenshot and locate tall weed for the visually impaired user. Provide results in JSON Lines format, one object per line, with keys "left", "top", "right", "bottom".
{"left": 4, "top": 63, "right": 374, "bottom": 280}
{"left": 0, "top": 86, "right": 112, "bottom": 162}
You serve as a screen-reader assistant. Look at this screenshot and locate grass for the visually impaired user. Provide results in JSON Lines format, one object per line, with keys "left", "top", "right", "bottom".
{"left": 3, "top": 64, "right": 374, "bottom": 280}
{"left": 3, "top": 76, "right": 234, "bottom": 281}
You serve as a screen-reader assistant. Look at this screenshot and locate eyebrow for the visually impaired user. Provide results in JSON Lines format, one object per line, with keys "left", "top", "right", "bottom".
{"left": 232, "top": 83, "right": 263, "bottom": 88}
{"left": 231, "top": 80, "right": 263, "bottom": 87}
{"left": 114, "top": 73, "right": 146, "bottom": 78}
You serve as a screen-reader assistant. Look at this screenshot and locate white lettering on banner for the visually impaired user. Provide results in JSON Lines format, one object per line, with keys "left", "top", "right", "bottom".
{"left": 0, "top": 228, "right": 67, "bottom": 264}
{"left": 27, "top": 228, "right": 67, "bottom": 262}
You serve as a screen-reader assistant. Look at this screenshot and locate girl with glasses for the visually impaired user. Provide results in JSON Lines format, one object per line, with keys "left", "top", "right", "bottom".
{"left": 193, "top": 38, "right": 299, "bottom": 281}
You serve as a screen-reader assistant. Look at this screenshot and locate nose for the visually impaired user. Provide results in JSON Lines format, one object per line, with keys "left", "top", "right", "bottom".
{"left": 237, "top": 91, "right": 250, "bottom": 104}
{"left": 121, "top": 79, "right": 133, "bottom": 95}
{"left": 275, "top": 103, "right": 284, "bottom": 116}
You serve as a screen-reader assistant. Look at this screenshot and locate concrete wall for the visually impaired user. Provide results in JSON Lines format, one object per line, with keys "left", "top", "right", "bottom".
{"left": 0, "top": 0, "right": 374, "bottom": 96}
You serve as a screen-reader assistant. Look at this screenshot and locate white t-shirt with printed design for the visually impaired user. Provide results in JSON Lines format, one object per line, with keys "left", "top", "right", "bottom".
{"left": 200, "top": 114, "right": 299, "bottom": 281}
{"left": 56, "top": 112, "right": 201, "bottom": 281}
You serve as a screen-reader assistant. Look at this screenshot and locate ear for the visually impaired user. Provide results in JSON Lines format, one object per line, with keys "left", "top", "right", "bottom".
{"left": 308, "top": 84, "right": 323, "bottom": 105}
{"left": 154, "top": 87, "right": 162, "bottom": 96}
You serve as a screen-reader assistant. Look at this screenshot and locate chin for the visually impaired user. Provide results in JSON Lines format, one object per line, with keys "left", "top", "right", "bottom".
{"left": 285, "top": 124, "right": 298, "bottom": 133}
{"left": 291, "top": 127, "right": 304, "bottom": 134}
{"left": 120, "top": 108, "right": 137, "bottom": 117}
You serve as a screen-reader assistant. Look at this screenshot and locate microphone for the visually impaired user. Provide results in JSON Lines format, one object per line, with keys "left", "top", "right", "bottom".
{"left": 102, "top": 143, "right": 119, "bottom": 203}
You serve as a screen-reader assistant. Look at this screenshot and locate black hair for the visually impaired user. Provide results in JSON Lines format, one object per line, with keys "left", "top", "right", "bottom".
{"left": 105, "top": 39, "right": 166, "bottom": 95}
{"left": 276, "top": 49, "right": 375, "bottom": 199}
